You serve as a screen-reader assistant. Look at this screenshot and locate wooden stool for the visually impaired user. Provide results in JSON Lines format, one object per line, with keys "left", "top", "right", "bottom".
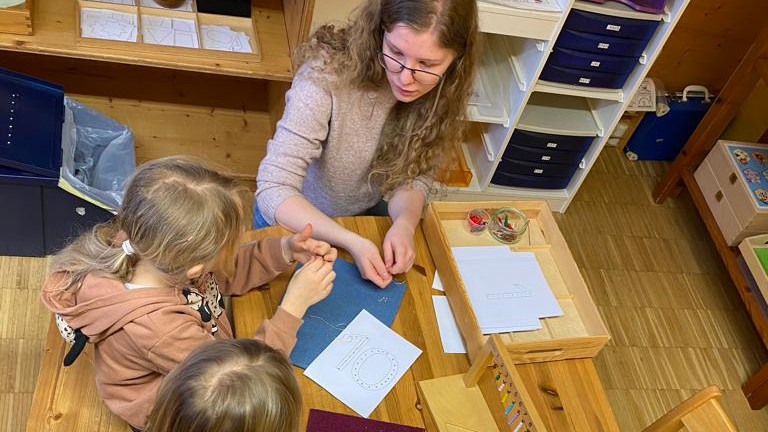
{"left": 641, "top": 386, "right": 738, "bottom": 432}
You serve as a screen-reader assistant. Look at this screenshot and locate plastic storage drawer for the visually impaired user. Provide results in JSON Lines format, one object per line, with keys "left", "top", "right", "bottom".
{"left": 540, "top": 63, "right": 630, "bottom": 89}
{"left": 563, "top": 8, "right": 659, "bottom": 40}
{"left": 547, "top": 46, "right": 637, "bottom": 74}
{"left": 491, "top": 171, "right": 571, "bottom": 189}
{"left": 503, "top": 144, "right": 585, "bottom": 165}
{"left": 496, "top": 157, "right": 579, "bottom": 178}
{"left": 508, "top": 129, "right": 593, "bottom": 153}
{"left": 555, "top": 29, "right": 648, "bottom": 57}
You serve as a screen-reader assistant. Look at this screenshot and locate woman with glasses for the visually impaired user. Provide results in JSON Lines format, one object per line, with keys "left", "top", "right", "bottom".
{"left": 256, "top": 0, "right": 479, "bottom": 288}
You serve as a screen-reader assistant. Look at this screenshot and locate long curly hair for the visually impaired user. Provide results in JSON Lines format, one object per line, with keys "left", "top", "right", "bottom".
{"left": 295, "top": 0, "right": 479, "bottom": 196}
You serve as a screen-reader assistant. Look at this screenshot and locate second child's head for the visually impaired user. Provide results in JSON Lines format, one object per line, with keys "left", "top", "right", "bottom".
{"left": 52, "top": 156, "right": 247, "bottom": 287}
{"left": 146, "top": 339, "right": 302, "bottom": 432}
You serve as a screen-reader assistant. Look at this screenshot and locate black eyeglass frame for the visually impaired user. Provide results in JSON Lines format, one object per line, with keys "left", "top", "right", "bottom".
{"left": 377, "top": 51, "right": 444, "bottom": 85}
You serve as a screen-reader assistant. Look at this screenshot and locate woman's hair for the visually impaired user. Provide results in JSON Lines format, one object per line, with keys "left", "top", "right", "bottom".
{"left": 296, "top": 0, "right": 480, "bottom": 196}
{"left": 145, "top": 339, "right": 302, "bottom": 432}
{"left": 50, "top": 155, "right": 248, "bottom": 289}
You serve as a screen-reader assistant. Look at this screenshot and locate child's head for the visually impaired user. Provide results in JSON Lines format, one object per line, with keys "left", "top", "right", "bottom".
{"left": 51, "top": 156, "right": 247, "bottom": 287}
{"left": 146, "top": 339, "right": 302, "bottom": 432}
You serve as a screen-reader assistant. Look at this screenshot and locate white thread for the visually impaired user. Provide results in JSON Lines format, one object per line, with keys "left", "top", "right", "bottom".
{"left": 122, "top": 240, "right": 136, "bottom": 256}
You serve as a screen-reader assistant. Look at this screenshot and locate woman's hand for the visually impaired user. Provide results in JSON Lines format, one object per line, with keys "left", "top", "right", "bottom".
{"left": 347, "top": 235, "right": 392, "bottom": 288}
{"left": 280, "top": 257, "right": 336, "bottom": 319}
{"left": 281, "top": 224, "right": 338, "bottom": 264}
{"left": 383, "top": 218, "right": 416, "bottom": 275}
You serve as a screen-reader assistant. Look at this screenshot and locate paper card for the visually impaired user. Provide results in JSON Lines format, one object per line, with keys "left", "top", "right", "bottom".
{"left": 306, "top": 409, "right": 425, "bottom": 432}
{"left": 304, "top": 310, "right": 422, "bottom": 418}
{"left": 290, "top": 258, "right": 407, "bottom": 369}
{"left": 432, "top": 296, "right": 466, "bottom": 353}
{"left": 141, "top": 15, "right": 199, "bottom": 48}
{"left": 200, "top": 24, "right": 253, "bottom": 53}
{"left": 81, "top": 8, "right": 138, "bottom": 42}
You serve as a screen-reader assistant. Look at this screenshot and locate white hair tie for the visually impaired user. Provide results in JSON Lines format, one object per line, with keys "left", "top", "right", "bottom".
{"left": 121, "top": 240, "right": 136, "bottom": 256}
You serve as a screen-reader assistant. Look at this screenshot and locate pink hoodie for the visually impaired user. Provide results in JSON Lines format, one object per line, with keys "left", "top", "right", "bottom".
{"left": 41, "top": 237, "right": 302, "bottom": 430}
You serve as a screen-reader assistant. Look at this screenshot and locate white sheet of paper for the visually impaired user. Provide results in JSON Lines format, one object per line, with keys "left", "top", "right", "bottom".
{"left": 200, "top": 24, "right": 253, "bottom": 53}
{"left": 304, "top": 310, "right": 422, "bottom": 418}
{"left": 432, "top": 271, "right": 444, "bottom": 291}
{"left": 81, "top": 8, "right": 138, "bottom": 42}
{"left": 451, "top": 246, "right": 563, "bottom": 334}
{"left": 140, "top": 0, "right": 194, "bottom": 12}
{"left": 480, "top": 0, "right": 562, "bottom": 12}
{"left": 432, "top": 296, "right": 466, "bottom": 353}
{"left": 142, "top": 15, "right": 199, "bottom": 48}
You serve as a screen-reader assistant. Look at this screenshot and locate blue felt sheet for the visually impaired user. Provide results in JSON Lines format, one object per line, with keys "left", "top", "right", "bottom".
{"left": 289, "top": 258, "right": 407, "bottom": 369}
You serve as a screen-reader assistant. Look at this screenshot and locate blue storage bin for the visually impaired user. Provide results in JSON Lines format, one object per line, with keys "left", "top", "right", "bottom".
{"left": 509, "top": 129, "right": 593, "bottom": 152}
{"left": 547, "top": 46, "right": 637, "bottom": 75}
{"left": 491, "top": 171, "right": 571, "bottom": 190}
{"left": 503, "top": 144, "right": 585, "bottom": 165}
{"left": 540, "top": 63, "right": 630, "bottom": 89}
{"left": 563, "top": 8, "right": 659, "bottom": 40}
{"left": 496, "top": 157, "right": 579, "bottom": 178}
{"left": 556, "top": 28, "right": 648, "bottom": 57}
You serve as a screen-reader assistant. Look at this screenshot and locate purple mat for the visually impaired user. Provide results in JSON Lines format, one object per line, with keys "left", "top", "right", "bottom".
{"left": 580, "top": 0, "right": 665, "bottom": 14}
{"left": 306, "top": 409, "right": 425, "bottom": 432}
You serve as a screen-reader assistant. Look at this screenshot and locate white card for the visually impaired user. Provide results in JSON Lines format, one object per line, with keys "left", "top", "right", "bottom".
{"left": 432, "top": 296, "right": 466, "bottom": 353}
{"left": 81, "top": 8, "right": 138, "bottom": 42}
{"left": 304, "top": 310, "right": 421, "bottom": 418}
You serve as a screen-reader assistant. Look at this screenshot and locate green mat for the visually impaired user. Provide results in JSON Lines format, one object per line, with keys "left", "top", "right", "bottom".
{"left": 754, "top": 247, "right": 768, "bottom": 274}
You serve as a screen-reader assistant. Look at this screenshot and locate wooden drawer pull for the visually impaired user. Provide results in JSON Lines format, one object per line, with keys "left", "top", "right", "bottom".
{"left": 730, "top": 172, "right": 738, "bottom": 184}
{"left": 715, "top": 190, "right": 724, "bottom": 202}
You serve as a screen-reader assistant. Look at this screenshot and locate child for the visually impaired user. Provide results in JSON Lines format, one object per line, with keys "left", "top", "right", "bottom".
{"left": 41, "top": 156, "right": 336, "bottom": 431}
{"left": 146, "top": 338, "right": 300, "bottom": 432}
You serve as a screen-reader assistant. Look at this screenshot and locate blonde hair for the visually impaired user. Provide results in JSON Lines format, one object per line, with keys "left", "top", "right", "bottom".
{"left": 296, "top": 0, "right": 480, "bottom": 196}
{"left": 146, "top": 339, "right": 302, "bottom": 432}
{"left": 50, "top": 156, "right": 247, "bottom": 289}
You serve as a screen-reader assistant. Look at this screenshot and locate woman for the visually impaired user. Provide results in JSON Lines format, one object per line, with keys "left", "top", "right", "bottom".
{"left": 256, "top": 0, "right": 479, "bottom": 287}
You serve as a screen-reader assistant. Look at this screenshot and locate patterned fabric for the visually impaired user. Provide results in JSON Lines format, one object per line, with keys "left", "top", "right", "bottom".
{"left": 56, "top": 314, "right": 76, "bottom": 344}
{"left": 182, "top": 272, "right": 225, "bottom": 335}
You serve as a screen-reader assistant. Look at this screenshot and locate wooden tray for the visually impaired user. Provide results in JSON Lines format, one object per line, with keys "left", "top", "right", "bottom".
{"left": 422, "top": 200, "right": 610, "bottom": 363}
{"left": 738, "top": 233, "right": 768, "bottom": 303}
{"left": 0, "top": 0, "right": 33, "bottom": 35}
{"left": 75, "top": 0, "right": 260, "bottom": 62}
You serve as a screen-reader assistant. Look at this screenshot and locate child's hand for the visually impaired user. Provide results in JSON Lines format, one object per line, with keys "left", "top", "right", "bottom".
{"left": 281, "top": 224, "right": 338, "bottom": 264}
{"left": 280, "top": 257, "right": 335, "bottom": 319}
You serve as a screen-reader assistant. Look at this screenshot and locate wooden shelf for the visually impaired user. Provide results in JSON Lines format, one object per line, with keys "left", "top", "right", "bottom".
{"left": 0, "top": 0, "right": 293, "bottom": 81}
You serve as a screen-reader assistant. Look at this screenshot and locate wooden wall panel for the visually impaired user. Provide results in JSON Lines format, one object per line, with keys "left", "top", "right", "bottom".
{"left": 650, "top": 1, "right": 768, "bottom": 92}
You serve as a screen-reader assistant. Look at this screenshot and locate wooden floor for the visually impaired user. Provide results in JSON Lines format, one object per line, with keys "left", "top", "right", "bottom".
{"left": 2, "top": 147, "right": 768, "bottom": 431}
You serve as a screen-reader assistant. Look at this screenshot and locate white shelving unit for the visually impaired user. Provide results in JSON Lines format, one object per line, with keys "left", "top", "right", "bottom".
{"left": 448, "top": 0, "right": 691, "bottom": 212}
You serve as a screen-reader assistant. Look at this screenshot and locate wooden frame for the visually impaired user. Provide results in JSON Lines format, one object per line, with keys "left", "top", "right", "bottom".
{"left": 422, "top": 200, "right": 610, "bottom": 362}
{"left": 419, "top": 335, "right": 547, "bottom": 432}
{"left": 75, "top": 0, "right": 261, "bottom": 63}
{"left": 640, "top": 386, "right": 737, "bottom": 432}
{"left": 0, "top": 0, "right": 32, "bottom": 35}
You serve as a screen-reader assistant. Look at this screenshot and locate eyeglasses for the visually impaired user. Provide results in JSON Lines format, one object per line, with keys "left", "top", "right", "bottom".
{"left": 377, "top": 51, "right": 443, "bottom": 86}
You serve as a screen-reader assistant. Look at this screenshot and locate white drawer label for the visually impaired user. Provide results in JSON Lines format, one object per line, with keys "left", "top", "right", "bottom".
{"left": 546, "top": 142, "right": 558, "bottom": 148}
{"left": 534, "top": 169, "right": 544, "bottom": 174}
{"left": 606, "top": 24, "right": 621, "bottom": 31}
{"left": 590, "top": 61, "right": 601, "bottom": 67}
{"left": 579, "top": 77, "right": 591, "bottom": 84}
{"left": 541, "top": 155, "right": 551, "bottom": 161}
{"left": 598, "top": 42, "right": 610, "bottom": 49}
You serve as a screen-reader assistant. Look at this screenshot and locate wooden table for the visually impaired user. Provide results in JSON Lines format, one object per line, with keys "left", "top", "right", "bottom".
{"left": 233, "top": 217, "right": 620, "bottom": 432}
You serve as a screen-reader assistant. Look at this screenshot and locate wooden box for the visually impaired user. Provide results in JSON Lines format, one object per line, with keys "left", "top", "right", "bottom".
{"left": 694, "top": 140, "right": 768, "bottom": 246}
{"left": 75, "top": 0, "right": 260, "bottom": 62}
{"left": 0, "top": 0, "right": 33, "bottom": 35}
{"left": 738, "top": 234, "right": 768, "bottom": 304}
{"left": 422, "top": 200, "right": 610, "bottom": 362}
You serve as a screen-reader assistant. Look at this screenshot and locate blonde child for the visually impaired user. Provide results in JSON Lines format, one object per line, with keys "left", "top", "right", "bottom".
{"left": 146, "top": 338, "right": 301, "bottom": 432}
{"left": 41, "top": 156, "right": 336, "bottom": 431}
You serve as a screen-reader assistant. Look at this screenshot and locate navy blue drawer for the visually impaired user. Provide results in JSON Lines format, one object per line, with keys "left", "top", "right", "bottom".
{"left": 547, "top": 46, "right": 637, "bottom": 75}
{"left": 556, "top": 29, "right": 648, "bottom": 57}
{"left": 491, "top": 171, "right": 571, "bottom": 190}
{"left": 540, "top": 63, "right": 630, "bottom": 89}
{"left": 509, "top": 129, "right": 593, "bottom": 153}
{"left": 563, "top": 9, "right": 659, "bottom": 41}
{"left": 503, "top": 144, "right": 584, "bottom": 165}
{"left": 43, "top": 186, "right": 114, "bottom": 255}
{"left": 496, "top": 158, "right": 579, "bottom": 178}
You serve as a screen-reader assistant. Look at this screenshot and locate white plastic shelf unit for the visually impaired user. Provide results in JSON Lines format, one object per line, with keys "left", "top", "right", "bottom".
{"left": 448, "top": 0, "right": 691, "bottom": 213}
